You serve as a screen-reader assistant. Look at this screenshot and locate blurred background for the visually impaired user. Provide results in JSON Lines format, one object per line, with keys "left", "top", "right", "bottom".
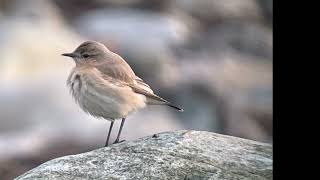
{"left": 0, "top": 0, "right": 272, "bottom": 179}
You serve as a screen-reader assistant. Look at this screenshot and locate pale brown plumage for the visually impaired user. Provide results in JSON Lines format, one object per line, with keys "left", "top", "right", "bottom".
{"left": 62, "top": 41, "right": 183, "bottom": 146}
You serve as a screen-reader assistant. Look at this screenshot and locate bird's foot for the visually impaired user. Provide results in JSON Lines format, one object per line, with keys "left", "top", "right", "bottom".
{"left": 113, "top": 139, "right": 125, "bottom": 144}
{"left": 152, "top": 134, "right": 159, "bottom": 138}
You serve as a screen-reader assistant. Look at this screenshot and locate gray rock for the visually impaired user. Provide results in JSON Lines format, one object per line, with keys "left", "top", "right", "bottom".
{"left": 16, "top": 130, "right": 272, "bottom": 180}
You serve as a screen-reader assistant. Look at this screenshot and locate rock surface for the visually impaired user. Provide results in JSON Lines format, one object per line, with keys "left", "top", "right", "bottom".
{"left": 15, "top": 130, "right": 272, "bottom": 180}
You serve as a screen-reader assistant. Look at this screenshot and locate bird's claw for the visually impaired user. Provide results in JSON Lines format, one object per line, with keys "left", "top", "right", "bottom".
{"left": 113, "top": 139, "right": 125, "bottom": 144}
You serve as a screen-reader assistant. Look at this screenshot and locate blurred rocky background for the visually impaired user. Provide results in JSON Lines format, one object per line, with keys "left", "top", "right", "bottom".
{"left": 0, "top": 0, "right": 272, "bottom": 179}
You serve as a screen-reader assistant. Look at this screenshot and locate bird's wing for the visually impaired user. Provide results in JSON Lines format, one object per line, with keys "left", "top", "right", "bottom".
{"left": 134, "top": 76, "right": 153, "bottom": 93}
{"left": 95, "top": 54, "right": 136, "bottom": 84}
{"left": 95, "top": 56, "right": 168, "bottom": 104}
{"left": 133, "top": 77, "right": 183, "bottom": 110}
{"left": 132, "top": 76, "right": 168, "bottom": 104}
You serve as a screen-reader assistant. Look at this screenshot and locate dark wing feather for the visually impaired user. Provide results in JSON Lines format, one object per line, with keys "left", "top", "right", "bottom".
{"left": 130, "top": 82, "right": 168, "bottom": 104}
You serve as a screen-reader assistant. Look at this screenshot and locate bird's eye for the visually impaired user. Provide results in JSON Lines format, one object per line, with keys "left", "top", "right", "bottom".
{"left": 82, "top": 54, "right": 90, "bottom": 58}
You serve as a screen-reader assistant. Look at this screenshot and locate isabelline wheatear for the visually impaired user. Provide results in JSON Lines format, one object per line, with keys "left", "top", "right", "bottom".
{"left": 62, "top": 41, "right": 183, "bottom": 147}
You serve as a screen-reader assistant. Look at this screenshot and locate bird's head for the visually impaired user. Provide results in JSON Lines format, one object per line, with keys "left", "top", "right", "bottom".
{"left": 62, "top": 41, "right": 110, "bottom": 64}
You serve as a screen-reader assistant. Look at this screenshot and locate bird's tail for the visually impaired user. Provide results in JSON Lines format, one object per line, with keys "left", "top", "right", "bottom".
{"left": 141, "top": 91, "right": 183, "bottom": 112}
{"left": 167, "top": 103, "right": 184, "bottom": 112}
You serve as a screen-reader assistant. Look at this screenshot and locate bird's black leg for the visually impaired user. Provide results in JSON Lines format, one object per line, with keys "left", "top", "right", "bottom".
{"left": 114, "top": 118, "right": 126, "bottom": 144}
{"left": 105, "top": 121, "right": 114, "bottom": 147}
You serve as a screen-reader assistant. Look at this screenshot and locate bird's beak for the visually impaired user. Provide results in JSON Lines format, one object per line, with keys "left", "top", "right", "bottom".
{"left": 62, "top": 53, "right": 77, "bottom": 58}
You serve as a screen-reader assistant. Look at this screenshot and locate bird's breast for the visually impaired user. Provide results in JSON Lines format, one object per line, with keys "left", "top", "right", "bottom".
{"left": 67, "top": 69, "right": 146, "bottom": 120}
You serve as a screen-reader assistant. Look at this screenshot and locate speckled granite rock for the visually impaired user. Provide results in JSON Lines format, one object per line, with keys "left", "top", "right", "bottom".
{"left": 15, "top": 130, "right": 272, "bottom": 180}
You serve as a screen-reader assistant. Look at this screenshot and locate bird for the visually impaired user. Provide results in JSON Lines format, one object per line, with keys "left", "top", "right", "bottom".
{"left": 62, "top": 41, "right": 183, "bottom": 147}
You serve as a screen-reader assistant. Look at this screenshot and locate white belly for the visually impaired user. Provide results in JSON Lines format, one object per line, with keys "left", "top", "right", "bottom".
{"left": 68, "top": 72, "right": 146, "bottom": 120}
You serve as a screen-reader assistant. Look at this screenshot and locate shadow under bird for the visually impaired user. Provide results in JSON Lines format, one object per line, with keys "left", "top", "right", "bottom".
{"left": 62, "top": 41, "right": 183, "bottom": 147}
